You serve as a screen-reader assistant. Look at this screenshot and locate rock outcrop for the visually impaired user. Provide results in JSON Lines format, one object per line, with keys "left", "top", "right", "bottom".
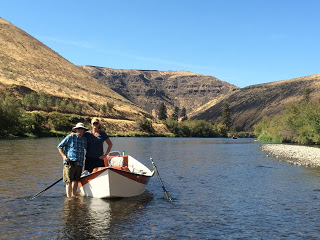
{"left": 81, "top": 66, "right": 239, "bottom": 117}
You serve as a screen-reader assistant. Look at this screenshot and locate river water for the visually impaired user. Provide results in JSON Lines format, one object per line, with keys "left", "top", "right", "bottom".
{"left": 1, "top": 137, "right": 320, "bottom": 239}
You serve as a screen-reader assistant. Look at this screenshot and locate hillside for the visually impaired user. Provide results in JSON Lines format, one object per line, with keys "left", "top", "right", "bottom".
{"left": 0, "top": 17, "right": 148, "bottom": 121}
{"left": 192, "top": 73, "right": 320, "bottom": 130}
{"left": 81, "top": 66, "right": 239, "bottom": 117}
{"left": 2, "top": 16, "right": 319, "bottom": 135}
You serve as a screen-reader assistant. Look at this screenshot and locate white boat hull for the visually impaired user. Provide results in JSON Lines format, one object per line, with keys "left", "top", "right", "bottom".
{"left": 79, "top": 155, "right": 153, "bottom": 198}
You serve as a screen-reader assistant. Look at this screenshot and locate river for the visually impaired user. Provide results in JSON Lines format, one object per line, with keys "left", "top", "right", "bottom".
{"left": 1, "top": 137, "right": 320, "bottom": 239}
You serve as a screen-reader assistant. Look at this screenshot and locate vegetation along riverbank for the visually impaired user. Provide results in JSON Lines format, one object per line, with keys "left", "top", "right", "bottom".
{"left": 0, "top": 93, "right": 252, "bottom": 138}
{"left": 254, "top": 91, "right": 320, "bottom": 145}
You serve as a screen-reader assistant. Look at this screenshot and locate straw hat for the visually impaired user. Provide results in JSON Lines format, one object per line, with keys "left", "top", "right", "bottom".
{"left": 72, "top": 122, "right": 88, "bottom": 132}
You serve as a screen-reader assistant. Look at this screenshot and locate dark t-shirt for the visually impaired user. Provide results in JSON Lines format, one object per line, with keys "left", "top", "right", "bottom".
{"left": 84, "top": 131, "right": 109, "bottom": 158}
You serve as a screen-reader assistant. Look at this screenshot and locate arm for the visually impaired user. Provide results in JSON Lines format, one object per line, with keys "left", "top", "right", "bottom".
{"left": 105, "top": 138, "right": 113, "bottom": 154}
{"left": 57, "top": 136, "right": 70, "bottom": 162}
{"left": 99, "top": 138, "right": 113, "bottom": 159}
{"left": 58, "top": 148, "right": 69, "bottom": 162}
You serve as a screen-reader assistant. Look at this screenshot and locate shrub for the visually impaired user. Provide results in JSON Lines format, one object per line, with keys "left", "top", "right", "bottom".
{"left": 0, "top": 94, "right": 23, "bottom": 136}
{"left": 254, "top": 101, "right": 320, "bottom": 144}
{"left": 21, "top": 112, "right": 48, "bottom": 136}
{"left": 100, "top": 104, "right": 107, "bottom": 113}
{"left": 49, "top": 112, "right": 72, "bottom": 131}
{"left": 137, "top": 117, "right": 155, "bottom": 133}
{"left": 166, "top": 120, "right": 218, "bottom": 137}
{"left": 22, "top": 92, "right": 38, "bottom": 110}
{"left": 107, "top": 101, "right": 114, "bottom": 110}
{"left": 38, "top": 92, "right": 53, "bottom": 111}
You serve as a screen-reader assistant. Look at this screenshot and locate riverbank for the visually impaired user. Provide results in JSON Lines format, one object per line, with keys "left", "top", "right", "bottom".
{"left": 261, "top": 144, "right": 320, "bottom": 167}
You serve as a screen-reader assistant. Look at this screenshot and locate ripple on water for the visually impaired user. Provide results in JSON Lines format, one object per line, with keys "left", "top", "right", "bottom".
{"left": 1, "top": 138, "right": 320, "bottom": 238}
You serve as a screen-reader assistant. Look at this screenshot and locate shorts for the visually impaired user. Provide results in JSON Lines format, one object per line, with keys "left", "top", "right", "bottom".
{"left": 63, "top": 161, "right": 83, "bottom": 183}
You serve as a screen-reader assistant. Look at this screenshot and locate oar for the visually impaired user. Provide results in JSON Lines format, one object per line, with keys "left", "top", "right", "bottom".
{"left": 26, "top": 133, "right": 64, "bottom": 201}
{"left": 150, "top": 157, "right": 172, "bottom": 202}
{"left": 28, "top": 178, "right": 63, "bottom": 200}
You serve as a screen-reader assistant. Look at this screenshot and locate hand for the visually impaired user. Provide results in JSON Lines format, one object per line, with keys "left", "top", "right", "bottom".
{"left": 99, "top": 154, "right": 107, "bottom": 160}
{"left": 64, "top": 156, "right": 70, "bottom": 161}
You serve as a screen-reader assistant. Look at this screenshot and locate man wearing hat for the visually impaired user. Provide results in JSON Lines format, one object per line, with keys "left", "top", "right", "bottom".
{"left": 57, "top": 122, "right": 88, "bottom": 198}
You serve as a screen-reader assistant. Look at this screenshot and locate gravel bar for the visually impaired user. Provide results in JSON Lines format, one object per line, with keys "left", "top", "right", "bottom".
{"left": 261, "top": 144, "right": 320, "bottom": 167}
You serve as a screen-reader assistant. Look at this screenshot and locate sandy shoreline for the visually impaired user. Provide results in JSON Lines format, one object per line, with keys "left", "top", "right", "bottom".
{"left": 261, "top": 144, "right": 320, "bottom": 167}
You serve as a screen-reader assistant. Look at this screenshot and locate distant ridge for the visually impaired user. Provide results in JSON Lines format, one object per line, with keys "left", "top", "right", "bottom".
{"left": 81, "top": 66, "right": 239, "bottom": 117}
{"left": 0, "top": 17, "right": 147, "bottom": 119}
{"left": 192, "top": 73, "right": 320, "bottom": 130}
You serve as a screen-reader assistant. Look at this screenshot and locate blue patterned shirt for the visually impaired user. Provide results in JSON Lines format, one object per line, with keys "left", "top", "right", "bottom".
{"left": 57, "top": 134, "right": 87, "bottom": 166}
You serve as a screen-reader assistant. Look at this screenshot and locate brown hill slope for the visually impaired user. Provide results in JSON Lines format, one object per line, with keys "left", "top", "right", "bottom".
{"left": 81, "top": 66, "right": 239, "bottom": 117}
{"left": 192, "top": 74, "right": 320, "bottom": 130}
{"left": 0, "top": 17, "right": 147, "bottom": 120}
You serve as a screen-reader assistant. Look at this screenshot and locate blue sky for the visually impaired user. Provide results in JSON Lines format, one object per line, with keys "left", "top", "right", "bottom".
{"left": 1, "top": 0, "right": 320, "bottom": 87}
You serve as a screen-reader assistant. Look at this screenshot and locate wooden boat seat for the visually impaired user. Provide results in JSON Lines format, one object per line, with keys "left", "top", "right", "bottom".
{"left": 110, "top": 166, "right": 130, "bottom": 172}
{"left": 91, "top": 166, "right": 130, "bottom": 173}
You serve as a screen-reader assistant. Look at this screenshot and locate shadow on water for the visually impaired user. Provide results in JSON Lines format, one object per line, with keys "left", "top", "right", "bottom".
{"left": 58, "top": 191, "right": 153, "bottom": 239}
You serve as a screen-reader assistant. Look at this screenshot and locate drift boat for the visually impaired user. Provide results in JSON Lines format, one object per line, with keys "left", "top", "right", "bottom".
{"left": 78, "top": 152, "right": 154, "bottom": 198}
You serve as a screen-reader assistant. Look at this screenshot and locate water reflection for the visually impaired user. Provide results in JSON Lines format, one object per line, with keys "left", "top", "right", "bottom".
{"left": 3, "top": 138, "right": 320, "bottom": 238}
{"left": 60, "top": 191, "right": 153, "bottom": 239}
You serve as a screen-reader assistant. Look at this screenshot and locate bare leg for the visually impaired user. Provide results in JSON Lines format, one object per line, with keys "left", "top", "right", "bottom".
{"left": 66, "top": 182, "right": 72, "bottom": 198}
{"left": 71, "top": 181, "right": 78, "bottom": 197}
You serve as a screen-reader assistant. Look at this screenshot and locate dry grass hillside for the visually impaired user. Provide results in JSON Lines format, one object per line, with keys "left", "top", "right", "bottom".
{"left": 193, "top": 73, "right": 320, "bottom": 130}
{"left": 81, "top": 66, "right": 239, "bottom": 117}
{"left": 3, "top": 16, "right": 318, "bottom": 136}
{"left": 0, "top": 17, "right": 148, "bottom": 121}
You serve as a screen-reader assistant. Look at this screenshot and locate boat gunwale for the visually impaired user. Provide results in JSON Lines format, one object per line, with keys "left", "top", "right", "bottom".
{"left": 80, "top": 166, "right": 154, "bottom": 179}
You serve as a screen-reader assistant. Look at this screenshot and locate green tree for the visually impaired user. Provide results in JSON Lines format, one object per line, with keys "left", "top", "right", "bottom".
{"left": 158, "top": 103, "right": 167, "bottom": 120}
{"left": 22, "top": 92, "right": 38, "bottom": 110}
{"left": 166, "top": 119, "right": 179, "bottom": 135}
{"left": 0, "top": 94, "right": 23, "bottom": 136}
{"left": 49, "top": 112, "right": 71, "bottom": 131}
{"left": 166, "top": 120, "right": 217, "bottom": 137}
{"left": 137, "top": 117, "right": 155, "bottom": 133}
{"left": 56, "top": 99, "right": 67, "bottom": 112}
{"left": 190, "top": 120, "right": 215, "bottom": 137}
{"left": 38, "top": 92, "right": 52, "bottom": 111}
{"left": 254, "top": 100, "right": 320, "bottom": 144}
{"left": 66, "top": 102, "right": 74, "bottom": 112}
{"left": 171, "top": 106, "right": 180, "bottom": 121}
{"left": 221, "top": 102, "right": 231, "bottom": 130}
{"left": 181, "top": 107, "right": 188, "bottom": 121}
{"left": 21, "top": 112, "right": 47, "bottom": 136}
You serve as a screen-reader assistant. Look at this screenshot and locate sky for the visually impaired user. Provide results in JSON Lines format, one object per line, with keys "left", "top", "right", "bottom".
{"left": 1, "top": 0, "right": 320, "bottom": 87}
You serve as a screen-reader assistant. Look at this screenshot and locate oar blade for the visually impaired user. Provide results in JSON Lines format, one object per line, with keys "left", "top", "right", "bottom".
{"left": 28, "top": 178, "right": 63, "bottom": 200}
{"left": 163, "top": 190, "right": 172, "bottom": 202}
{"left": 150, "top": 157, "right": 173, "bottom": 202}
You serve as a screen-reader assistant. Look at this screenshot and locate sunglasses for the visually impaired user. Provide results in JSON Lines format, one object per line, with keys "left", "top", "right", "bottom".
{"left": 93, "top": 122, "right": 99, "bottom": 125}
